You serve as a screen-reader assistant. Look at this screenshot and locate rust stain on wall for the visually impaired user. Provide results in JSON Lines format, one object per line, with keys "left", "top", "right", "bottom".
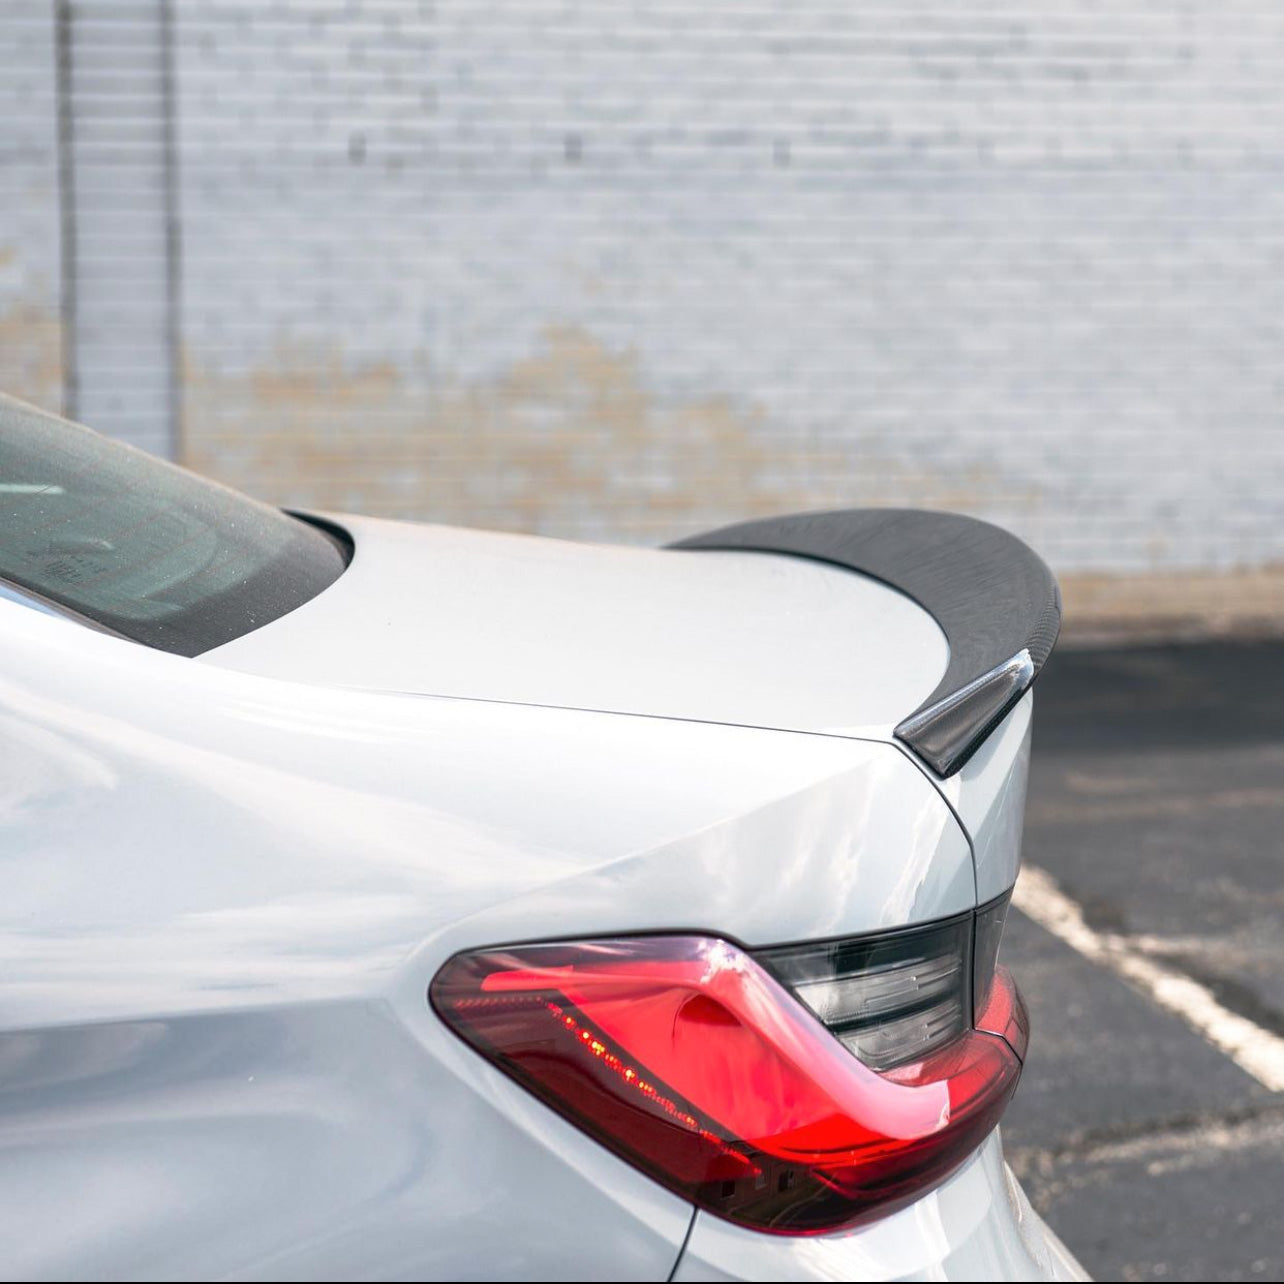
{"left": 1060, "top": 566, "right": 1284, "bottom": 644}
{"left": 0, "top": 301, "right": 63, "bottom": 413}
{"left": 181, "top": 326, "right": 1284, "bottom": 638}
{"left": 182, "top": 325, "right": 1028, "bottom": 544}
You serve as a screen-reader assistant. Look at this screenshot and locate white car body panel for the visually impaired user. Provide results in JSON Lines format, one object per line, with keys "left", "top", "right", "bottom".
{"left": 933, "top": 691, "right": 1035, "bottom": 903}
{"left": 0, "top": 397, "right": 1088, "bottom": 1280}
{"left": 202, "top": 508, "right": 1042, "bottom": 903}
{"left": 675, "top": 1132, "right": 1088, "bottom": 1282}
{"left": 0, "top": 598, "right": 981, "bottom": 1280}
{"left": 203, "top": 511, "right": 1036, "bottom": 907}
{"left": 203, "top": 515, "right": 949, "bottom": 740}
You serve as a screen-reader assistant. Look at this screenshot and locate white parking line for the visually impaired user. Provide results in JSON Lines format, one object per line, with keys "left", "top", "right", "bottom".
{"left": 1012, "top": 865, "right": 1284, "bottom": 1093}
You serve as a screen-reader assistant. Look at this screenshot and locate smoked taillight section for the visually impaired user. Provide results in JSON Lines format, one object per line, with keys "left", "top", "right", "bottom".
{"left": 757, "top": 914, "right": 974, "bottom": 1071}
{"left": 430, "top": 925, "right": 1027, "bottom": 1235}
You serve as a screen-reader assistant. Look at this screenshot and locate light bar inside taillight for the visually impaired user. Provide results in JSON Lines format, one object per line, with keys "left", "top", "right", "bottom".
{"left": 431, "top": 907, "right": 1027, "bottom": 1236}
{"left": 757, "top": 915, "right": 973, "bottom": 1071}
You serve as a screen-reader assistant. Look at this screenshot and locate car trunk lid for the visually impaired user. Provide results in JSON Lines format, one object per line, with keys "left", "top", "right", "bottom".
{"left": 200, "top": 514, "right": 947, "bottom": 740}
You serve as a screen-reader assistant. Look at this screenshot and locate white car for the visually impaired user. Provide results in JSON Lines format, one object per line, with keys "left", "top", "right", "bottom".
{"left": 0, "top": 393, "right": 1087, "bottom": 1281}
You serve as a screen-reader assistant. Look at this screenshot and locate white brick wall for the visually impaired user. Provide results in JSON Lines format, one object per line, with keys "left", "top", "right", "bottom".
{"left": 65, "top": 0, "right": 176, "bottom": 456}
{"left": 7, "top": 1, "right": 1284, "bottom": 591}
{"left": 0, "top": 1, "right": 63, "bottom": 410}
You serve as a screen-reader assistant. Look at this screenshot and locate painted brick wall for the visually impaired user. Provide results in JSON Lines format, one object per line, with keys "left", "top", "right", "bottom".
{"left": 7, "top": 2, "right": 1284, "bottom": 632}
{"left": 62, "top": 0, "right": 177, "bottom": 457}
{"left": 0, "top": 1, "right": 63, "bottom": 411}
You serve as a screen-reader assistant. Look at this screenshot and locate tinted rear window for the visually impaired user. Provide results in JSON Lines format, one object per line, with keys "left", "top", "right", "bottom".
{"left": 0, "top": 394, "right": 349, "bottom": 656}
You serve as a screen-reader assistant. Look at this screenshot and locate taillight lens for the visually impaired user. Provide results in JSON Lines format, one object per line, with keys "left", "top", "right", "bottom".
{"left": 757, "top": 915, "right": 973, "bottom": 1071}
{"left": 431, "top": 908, "right": 1027, "bottom": 1235}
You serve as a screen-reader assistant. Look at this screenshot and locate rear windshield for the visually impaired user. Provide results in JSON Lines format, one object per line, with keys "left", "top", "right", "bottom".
{"left": 0, "top": 395, "right": 349, "bottom": 656}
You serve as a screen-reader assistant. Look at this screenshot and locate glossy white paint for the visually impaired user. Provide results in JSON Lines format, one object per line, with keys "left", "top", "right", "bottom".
{"left": 673, "top": 1131, "right": 1089, "bottom": 1282}
{"left": 0, "top": 502, "right": 1081, "bottom": 1280}
{"left": 924, "top": 692, "right": 1035, "bottom": 904}
{"left": 0, "top": 596, "right": 976, "bottom": 1280}
{"left": 205, "top": 514, "right": 1038, "bottom": 905}
{"left": 205, "top": 515, "right": 949, "bottom": 738}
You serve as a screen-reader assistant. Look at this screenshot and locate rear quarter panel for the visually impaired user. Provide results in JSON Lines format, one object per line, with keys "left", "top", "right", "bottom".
{"left": 0, "top": 602, "right": 975, "bottom": 1280}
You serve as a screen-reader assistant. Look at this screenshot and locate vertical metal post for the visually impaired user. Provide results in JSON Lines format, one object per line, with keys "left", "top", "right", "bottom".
{"left": 159, "top": 0, "right": 182, "bottom": 460}
{"left": 53, "top": 0, "right": 78, "bottom": 420}
{"left": 55, "top": 0, "right": 178, "bottom": 457}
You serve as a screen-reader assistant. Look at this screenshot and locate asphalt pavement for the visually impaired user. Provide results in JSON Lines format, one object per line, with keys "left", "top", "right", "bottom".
{"left": 1002, "top": 641, "right": 1284, "bottom": 1282}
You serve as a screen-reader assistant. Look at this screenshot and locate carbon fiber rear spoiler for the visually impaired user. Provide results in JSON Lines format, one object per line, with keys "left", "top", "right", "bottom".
{"left": 671, "top": 509, "right": 1061, "bottom": 777}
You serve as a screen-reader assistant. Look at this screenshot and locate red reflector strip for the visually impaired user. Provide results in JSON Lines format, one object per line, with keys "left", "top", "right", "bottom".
{"left": 974, "top": 963, "right": 1030, "bottom": 1061}
{"left": 544, "top": 997, "right": 753, "bottom": 1175}
{"left": 432, "top": 935, "right": 1024, "bottom": 1234}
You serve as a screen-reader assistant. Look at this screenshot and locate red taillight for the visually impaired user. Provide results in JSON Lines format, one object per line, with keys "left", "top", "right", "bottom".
{"left": 431, "top": 928, "right": 1026, "bottom": 1234}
